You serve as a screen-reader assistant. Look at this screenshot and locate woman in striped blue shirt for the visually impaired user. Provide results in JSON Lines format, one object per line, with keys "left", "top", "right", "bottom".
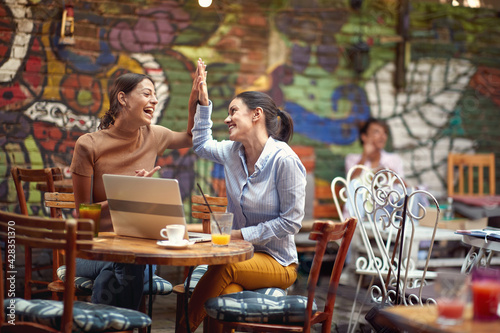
{"left": 181, "top": 59, "right": 307, "bottom": 332}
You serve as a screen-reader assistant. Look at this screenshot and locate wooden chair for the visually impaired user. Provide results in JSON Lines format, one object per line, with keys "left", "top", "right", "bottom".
{"left": 190, "top": 194, "right": 228, "bottom": 233}
{"left": 10, "top": 166, "right": 63, "bottom": 299}
{"left": 0, "top": 210, "right": 152, "bottom": 333}
{"left": 11, "top": 166, "right": 63, "bottom": 217}
{"left": 173, "top": 195, "right": 228, "bottom": 332}
{"left": 44, "top": 192, "right": 76, "bottom": 219}
{"left": 203, "top": 218, "right": 357, "bottom": 333}
{"left": 43, "top": 192, "right": 172, "bottom": 320}
{"left": 447, "top": 153, "right": 496, "bottom": 196}
{"left": 43, "top": 192, "right": 78, "bottom": 298}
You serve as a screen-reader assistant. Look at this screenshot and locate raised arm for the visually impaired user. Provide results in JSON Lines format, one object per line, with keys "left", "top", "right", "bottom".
{"left": 167, "top": 59, "right": 207, "bottom": 148}
{"left": 197, "top": 58, "right": 209, "bottom": 106}
{"left": 349, "top": 140, "right": 377, "bottom": 179}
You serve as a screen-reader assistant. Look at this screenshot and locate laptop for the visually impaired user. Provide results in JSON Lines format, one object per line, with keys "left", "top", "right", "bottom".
{"left": 102, "top": 174, "right": 211, "bottom": 242}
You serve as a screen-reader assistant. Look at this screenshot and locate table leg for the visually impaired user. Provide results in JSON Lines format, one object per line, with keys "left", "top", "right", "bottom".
{"left": 476, "top": 247, "right": 488, "bottom": 267}
{"left": 461, "top": 246, "right": 477, "bottom": 273}
{"left": 486, "top": 249, "right": 494, "bottom": 266}
{"left": 147, "top": 264, "right": 153, "bottom": 333}
{"left": 185, "top": 266, "right": 194, "bottom": 333}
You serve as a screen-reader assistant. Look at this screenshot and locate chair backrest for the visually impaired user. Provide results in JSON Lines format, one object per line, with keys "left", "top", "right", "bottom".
{"left": 44, "top": 192, "right": 76, "bottom": 219}
{"left": 304, "top": 218, "right": 357, "bottom": 332}
{"left": 11, "top": 166, "right": 63, "bottom": 216}
{"left": 447, "top": 153, "right": 496, "bottom": 196}
{"left": 352, "top": 169, "right": 440, "bottom": 306}
{"left": 11, "top": 167, "right": 65, "bottom": 298}
{"left": 0, "top": 210, "right": 93, "bottom": 333}
{"left": 191, "top": 195, "right": 228, "bottom": 233}
{"left": 331, "top": 164, "right": 374, "bottom": 221}
{"left": 44, "top": 192, "right": 77, "bottom": 270}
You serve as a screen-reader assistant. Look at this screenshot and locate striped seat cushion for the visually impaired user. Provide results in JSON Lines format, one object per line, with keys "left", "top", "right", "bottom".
{"left": 147, "top": 275, "right": 172, "bottom": 295}
{"left": 57, "top": 266, "right": 172, "bottom": 295}
{"left": 57, "top": 266, "right": 93, "bottom": 292}
{"left": 205, "top": 290, "right": 317, "bottom": 324}
{"left": 4, "top": 298, "right": 151, "bottom": 331}
{"left": 184, "top": 265, "right": 209, "bottom": 292}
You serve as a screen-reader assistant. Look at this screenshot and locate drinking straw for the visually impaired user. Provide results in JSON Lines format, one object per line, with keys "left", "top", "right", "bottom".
{"left": 196, "top": 183, "right": 222, "bottom": 234}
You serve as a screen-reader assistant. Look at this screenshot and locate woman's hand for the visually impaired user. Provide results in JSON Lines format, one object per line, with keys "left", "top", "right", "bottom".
{"left": 231, "top": 229, "right": 243, "bottom": 240}
{"left": 362, "top": 139, "right": 378, "bottom": 161}
{"left": 135, "top": 166, "right": 161, "bottom": 177}
{"left": 196, "top": 58, "right": 209, "bottom": 106}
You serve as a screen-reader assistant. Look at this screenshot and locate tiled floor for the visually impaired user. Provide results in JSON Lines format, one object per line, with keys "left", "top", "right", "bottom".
{"left": 148, "top": 262, "right": 369, "bottom": 333}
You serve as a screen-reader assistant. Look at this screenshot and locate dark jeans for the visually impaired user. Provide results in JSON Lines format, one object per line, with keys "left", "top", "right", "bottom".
{"left": 76, "top": 258, "right": 145, "bottom": 310}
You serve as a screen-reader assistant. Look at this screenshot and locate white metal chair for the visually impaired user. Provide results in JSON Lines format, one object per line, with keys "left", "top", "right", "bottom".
{"left": 332, "top": 167, "right": 441, "bottom": 333}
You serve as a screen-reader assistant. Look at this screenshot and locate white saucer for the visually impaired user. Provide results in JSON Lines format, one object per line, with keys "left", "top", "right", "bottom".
{"left": 156, "top": 239, "right": 194, "bottom": 249}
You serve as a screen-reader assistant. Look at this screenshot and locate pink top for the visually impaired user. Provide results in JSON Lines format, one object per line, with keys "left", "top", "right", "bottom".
{"left": 345, "top": 150, "right": 404, "bottom": 177}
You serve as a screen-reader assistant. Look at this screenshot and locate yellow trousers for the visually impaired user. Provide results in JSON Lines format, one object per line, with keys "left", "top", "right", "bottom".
{"left": 185, "top": 252, "right": 298, "bottom": 331}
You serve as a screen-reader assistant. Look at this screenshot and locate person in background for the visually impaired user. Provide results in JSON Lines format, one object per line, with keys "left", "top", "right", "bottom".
{"left": 178, "top": 58, "right": 307, "bottom": 332}
{"left": 344, "top": 117, "right": 428, "bottom": 218}
{"left": 69, "top": 65, "right": 203, "bottom": 309}
{"left": 345, "top": 117, "right": 404, "bottom": 180}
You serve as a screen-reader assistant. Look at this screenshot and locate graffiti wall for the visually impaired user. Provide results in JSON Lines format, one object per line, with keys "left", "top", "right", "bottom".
{"left": 1, "top": 0, "right": 499, "bottom": 217}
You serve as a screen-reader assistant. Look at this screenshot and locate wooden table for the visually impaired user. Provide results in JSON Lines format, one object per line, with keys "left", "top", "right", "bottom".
{"left": 77, "top": 232, "right": 254, "bottom": 333}
{"left": 36, "top": 178, "right": 73, "bottom": 193}
{"left": 452, "top": 195, "right": 500, "bottom": 222}
{"left": 376, "top": 304, "right": 500, "bottom": 332}
{"left": 78, "top": 232, "right": 254, "bottom": 266}
{"left": 452, "top": 195, "right": 500, "bottom": 208}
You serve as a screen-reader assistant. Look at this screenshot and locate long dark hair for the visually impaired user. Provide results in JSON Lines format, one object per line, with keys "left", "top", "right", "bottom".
{"left": 99, "top": 73, "right": 155, "bottom": 130}
{"left": 235, "top": 91, "right": 294, "bottom": 143}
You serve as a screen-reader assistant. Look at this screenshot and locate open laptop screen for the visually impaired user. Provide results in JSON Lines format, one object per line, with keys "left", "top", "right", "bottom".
{"left": 102, "top": 174, "right": 210, "bottom": 242}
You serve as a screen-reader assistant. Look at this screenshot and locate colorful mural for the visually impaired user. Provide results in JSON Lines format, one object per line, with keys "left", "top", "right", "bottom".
{"left": 1, "top": 0, "right": 500, "bottom": 216}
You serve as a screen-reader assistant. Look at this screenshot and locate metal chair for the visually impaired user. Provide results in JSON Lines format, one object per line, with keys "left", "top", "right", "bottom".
{"left": 10, "top": 166, "right": 63, "bottom": 299}
{"left": 332, "top": 167, "right": 441, "bottom": 333}
{"left": 0, "top": 210, "right": 152, "bottom": 333}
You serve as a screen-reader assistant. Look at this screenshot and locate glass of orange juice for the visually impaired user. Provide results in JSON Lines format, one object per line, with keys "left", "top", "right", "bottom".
{"left": 210, "top": 212, "right": 233, "bottom": 247}
{"left": 79, "top": 203, "right": 101, "bottom": 237}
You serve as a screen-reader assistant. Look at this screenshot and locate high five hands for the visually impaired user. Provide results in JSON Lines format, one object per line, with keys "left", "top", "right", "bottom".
{"left": 195, "top": 58, "right": 209, "bottom": 106}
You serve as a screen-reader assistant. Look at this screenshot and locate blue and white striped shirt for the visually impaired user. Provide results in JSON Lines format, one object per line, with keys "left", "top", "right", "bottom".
{"left": 192, "top": 102, "right": 306, "bottom": 266}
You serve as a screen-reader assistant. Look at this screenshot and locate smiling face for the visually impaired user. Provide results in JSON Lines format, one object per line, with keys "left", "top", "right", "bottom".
{"left": 225, "top": 97, "right": 255, "bottom": 142}
{"left": 118, "top": 78, "right": 158, "bottom": 127}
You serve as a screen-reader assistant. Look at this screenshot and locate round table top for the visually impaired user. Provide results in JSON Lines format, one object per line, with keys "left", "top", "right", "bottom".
{"left": 379, "top": 304, "right": 500, "bottom": 333}
{"left": 77, "top": 232, "right": 254, "bottom": 266}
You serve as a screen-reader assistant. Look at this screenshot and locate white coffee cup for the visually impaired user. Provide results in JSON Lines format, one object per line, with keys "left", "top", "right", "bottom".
{"left": 160, "top": 224, "right": 185, "bottom": 243}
